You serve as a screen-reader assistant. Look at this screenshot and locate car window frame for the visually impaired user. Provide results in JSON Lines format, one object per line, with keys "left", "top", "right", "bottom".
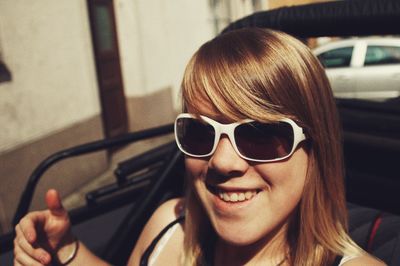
{"left": 317, "top": 45, "right": 354, "bottom": 68}
{"left": 314, "top": 40, "right": 366, "bottom": 69}
{"left": 351, "top": 41, "right": 366, "bottom": 67}
{"left": 363, "top": 44, "right": 400, "bottom": 67}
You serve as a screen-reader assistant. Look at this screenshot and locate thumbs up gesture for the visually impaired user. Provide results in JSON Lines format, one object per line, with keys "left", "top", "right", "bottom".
{"left": 14, "top": 189, "right": 73, "bottom": 265}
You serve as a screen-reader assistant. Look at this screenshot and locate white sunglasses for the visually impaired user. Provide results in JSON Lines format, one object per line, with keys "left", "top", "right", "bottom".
{"left": 174, "top": 113, "right": 307, "bottom": 163}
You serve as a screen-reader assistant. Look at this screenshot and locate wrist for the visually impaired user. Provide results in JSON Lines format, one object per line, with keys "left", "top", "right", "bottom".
{"left": 55, "top": 235, "right": 79, "bottom": 265}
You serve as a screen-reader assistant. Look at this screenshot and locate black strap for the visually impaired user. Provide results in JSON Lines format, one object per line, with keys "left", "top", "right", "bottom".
{"left": 332, "top": 255, "right": 343, "bottom": 266}
{"left": 140, "top": 216, "right": 185, "bottom": 266}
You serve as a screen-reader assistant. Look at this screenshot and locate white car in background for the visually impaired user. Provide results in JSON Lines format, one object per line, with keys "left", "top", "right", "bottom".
{"left": 313, "top": 38, "right": 400, "bottom": 101}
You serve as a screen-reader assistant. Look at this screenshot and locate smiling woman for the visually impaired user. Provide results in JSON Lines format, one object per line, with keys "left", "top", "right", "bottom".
{"left": 13, "top": 28, "right": 386, "bottom": 266}
{"left": 171, "top": 28, "right": 384, "bottom": 265}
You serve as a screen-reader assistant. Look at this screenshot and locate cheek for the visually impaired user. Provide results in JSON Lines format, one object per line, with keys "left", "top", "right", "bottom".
{"left": 185, "top": 157, "right": 211, "bottom": 212}
{"left": 185, "top": 157, "right": 210, "bottom": 196}
{"left": 255, "top": 147, "right": 309, "bottom": 199}
{"left": 185, "top": 157, "right": 208, "bottom": 179}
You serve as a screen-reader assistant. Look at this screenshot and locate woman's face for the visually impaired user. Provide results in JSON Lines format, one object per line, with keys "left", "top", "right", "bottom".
{"left": 185, "top": 104, "right": 309, "bottom": 246}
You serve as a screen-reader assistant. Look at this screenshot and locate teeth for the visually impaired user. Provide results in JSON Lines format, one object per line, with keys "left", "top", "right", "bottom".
{"left": 223, "top": 193, "right": 230, "bottom": 201}
{"left": 245, "top": 191, "right": 253, "bottom": 200}
{"left": 238, "top": 193, "right": 245, "bottom": 201}
{"left": 218, "top": 190, "right": 258, "bottom": 203}
{"left": 231, "top": 193, "right": 238, "bottom": 202}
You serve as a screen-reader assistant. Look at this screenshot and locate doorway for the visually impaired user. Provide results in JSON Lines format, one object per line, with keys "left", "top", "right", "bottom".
{"left": 87, "top": 0, "right": 128, "bottom": 140}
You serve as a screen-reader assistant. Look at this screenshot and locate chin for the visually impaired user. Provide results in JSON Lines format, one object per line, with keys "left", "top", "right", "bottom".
{"left": 219, "top": 235, "right": 260, "bottom": 246}
{"left": 212, "top": 219, "right": 269, "bottom": 246}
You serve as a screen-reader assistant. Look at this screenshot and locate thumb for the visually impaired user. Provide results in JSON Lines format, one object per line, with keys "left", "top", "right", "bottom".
{"left": 45, "top": 189, "right": 67, "bottom": 217}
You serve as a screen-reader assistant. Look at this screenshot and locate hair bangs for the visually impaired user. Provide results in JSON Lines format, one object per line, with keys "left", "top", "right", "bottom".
{"left": 181, "top": 35, "right": 284, "bottom": 123}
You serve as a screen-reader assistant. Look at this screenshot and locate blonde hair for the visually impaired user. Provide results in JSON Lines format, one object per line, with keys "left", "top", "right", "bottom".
{"left": 181, "top": 28, "right": 362, "bottom": 265}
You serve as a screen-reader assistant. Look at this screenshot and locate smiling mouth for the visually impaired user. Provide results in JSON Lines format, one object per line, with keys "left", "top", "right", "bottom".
{"left": 207, "top": 184, "right": 260, "bottom": 203}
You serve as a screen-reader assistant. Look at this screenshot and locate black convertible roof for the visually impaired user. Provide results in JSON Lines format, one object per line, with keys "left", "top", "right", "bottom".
{"left": 222, "top": 0, "right": 400, "bottom": 37}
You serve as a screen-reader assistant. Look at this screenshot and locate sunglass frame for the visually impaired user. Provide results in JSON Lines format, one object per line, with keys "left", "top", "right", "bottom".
{"left": 174, "top": 113, "right": 307, "bottom": 163}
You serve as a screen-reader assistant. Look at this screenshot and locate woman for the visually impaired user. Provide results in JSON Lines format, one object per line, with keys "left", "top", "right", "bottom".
{"left": 13, "top": 28, "right": 384, "bottom": 266}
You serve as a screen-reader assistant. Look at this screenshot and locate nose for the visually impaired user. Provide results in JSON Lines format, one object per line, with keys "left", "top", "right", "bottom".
{"left": 208, "top": 136, "right": 249, "bottom": 176}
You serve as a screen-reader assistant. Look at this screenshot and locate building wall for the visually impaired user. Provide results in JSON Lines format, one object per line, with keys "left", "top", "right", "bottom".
{"left": 115, "top": 0, "right": 214, "bottom": 115}
{"left": 0, "top": 0, "right": 106, "bottom": 233}
{"left": 268, "top": 0, "right": 335, "bottom": 9}
{"left": 0, "top": 0, "right": 101, "bottom": 153}
{"left": 0, "top": 0, "right": 215, "bottom": 233}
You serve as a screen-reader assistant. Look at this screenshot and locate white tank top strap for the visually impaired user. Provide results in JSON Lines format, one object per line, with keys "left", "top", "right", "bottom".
{"left": 148, "top": 220, "right": 181, "bottom": 266}
{"left": 338, "top": 254, "right": 360, "bottom": 266}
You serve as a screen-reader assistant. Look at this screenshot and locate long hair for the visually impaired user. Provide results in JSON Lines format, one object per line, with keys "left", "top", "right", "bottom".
{"left": 181, "top": 28, "right": 361, "bottom": 265}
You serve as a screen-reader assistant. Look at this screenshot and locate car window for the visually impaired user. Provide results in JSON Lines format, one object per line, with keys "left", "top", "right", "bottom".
{"left": 317, "top": 46, "right": 353, "bottom": 68}
{"left": 364, "top": 45, "right": 400, "bottom": 66}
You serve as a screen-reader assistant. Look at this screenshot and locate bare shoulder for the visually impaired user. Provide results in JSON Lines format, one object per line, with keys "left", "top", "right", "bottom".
{"left": 343, "top": 254, "right": 387, "bottom": 266}
{"left": 127, "top": 198, "right": 185, "bottom": 265}
{"left": 150, "top": 197, "right": 185, "bottom": 224}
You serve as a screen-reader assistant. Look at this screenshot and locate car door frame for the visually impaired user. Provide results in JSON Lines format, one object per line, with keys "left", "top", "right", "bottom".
{"left": 315, "top": 40, "right": 359, "bottom": 98}
{"left": 355, "top": 40, "right": 400, "bottom": 99}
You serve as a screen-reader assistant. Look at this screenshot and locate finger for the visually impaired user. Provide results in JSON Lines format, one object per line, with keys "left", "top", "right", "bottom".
{"left": 14, "top": 234, "right": 51, "bottom": 265}
{"left": 45, "top": 189, "right": 67, "bottom": 217}
{"left": 17, "top": 213, "right": 47, "bottom": 244}
{"left": 14, "top": 244, "right": 45, "bottom": 266}
{"left": 16, "top": 221, "right": 36, "bottom": 245}
{"left": 13, "top": 259, "right": 23, "bottom": 266}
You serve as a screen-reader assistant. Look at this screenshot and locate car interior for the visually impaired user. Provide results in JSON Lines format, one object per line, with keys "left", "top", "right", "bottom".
{"left": 1, "top": 0, "right": 400, "bottom": 265}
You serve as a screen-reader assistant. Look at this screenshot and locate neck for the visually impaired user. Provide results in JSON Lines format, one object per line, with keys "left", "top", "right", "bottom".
{"left": 213, "top": 223, "right": 289, "bottom": 266}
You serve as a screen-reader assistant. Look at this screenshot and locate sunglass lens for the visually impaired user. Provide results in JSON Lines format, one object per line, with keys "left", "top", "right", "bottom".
{"left": 235, "top": 121, "right": 294, "bottom": 160}
{"left": 176, "top": 118, "right": 215, "bottom": 156}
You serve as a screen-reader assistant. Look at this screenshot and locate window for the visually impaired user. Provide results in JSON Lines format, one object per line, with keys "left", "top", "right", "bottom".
{"left": 317, "top": 47, "right": 354, "bottom": 68}
{"left": 364, "top": 45, "right": 400, "bottom": 66}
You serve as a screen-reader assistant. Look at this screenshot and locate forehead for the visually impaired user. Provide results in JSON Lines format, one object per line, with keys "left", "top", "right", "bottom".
{"left": 186, "top": 100, "right": 232, "bottom": 123}
{"left": 184, "top": 95, "right": 287, "bottom": 125}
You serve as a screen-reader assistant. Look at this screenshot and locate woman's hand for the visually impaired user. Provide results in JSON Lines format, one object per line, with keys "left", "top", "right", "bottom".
{"left": 14, "top": 189, "right": 72, "bottom": 265}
